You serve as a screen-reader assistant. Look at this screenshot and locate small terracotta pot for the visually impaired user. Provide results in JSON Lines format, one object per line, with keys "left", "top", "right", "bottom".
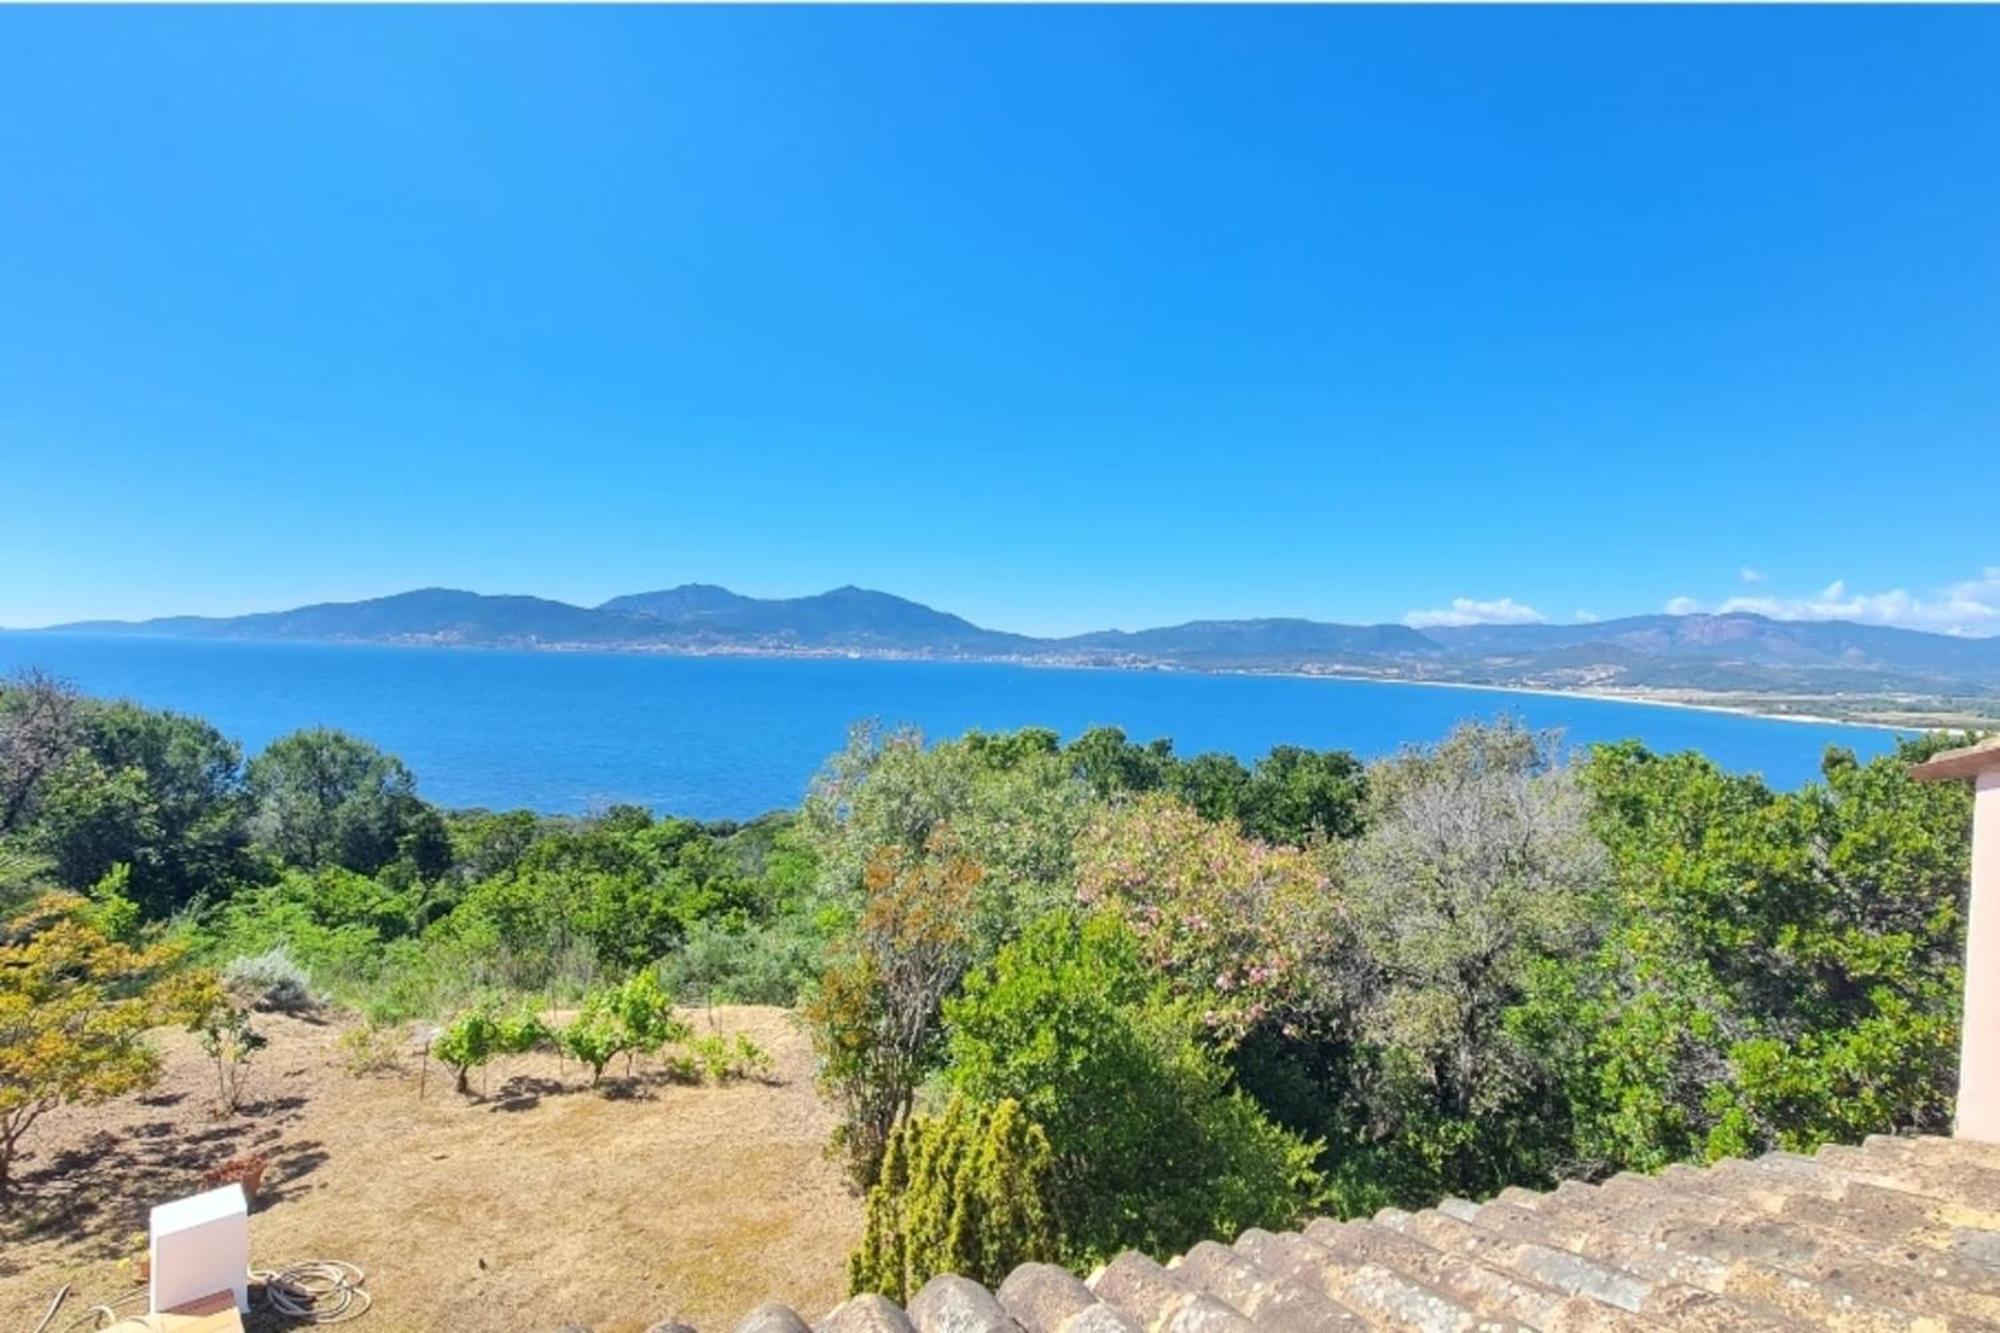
{"left": 203, "top": 1152, "right": 269, "bottom": 1202}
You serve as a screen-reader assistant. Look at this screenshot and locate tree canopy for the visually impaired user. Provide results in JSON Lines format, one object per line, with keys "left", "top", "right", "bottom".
{"left": 0, "top": 671, "right": 1981, "bottom": 1266}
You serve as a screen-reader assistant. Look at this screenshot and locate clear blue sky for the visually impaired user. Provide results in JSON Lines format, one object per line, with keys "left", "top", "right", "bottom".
{"left": 3, "top": 7, "right": 1996, "bottom": 637}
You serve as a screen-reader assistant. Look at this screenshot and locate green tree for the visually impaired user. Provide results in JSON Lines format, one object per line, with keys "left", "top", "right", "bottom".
{"left": 1523, "top": 734, "right": 1973, "bottom": 1173}
{"left": 962, "top": 728, "right": 1061, "bottom": 770}
{"left": 804, "top": 725, "right": 1089, "bottom": 959}
{"left": 390, "top": 801, "right": 455, "bottom": 887}
{"left": 447, "top": 808, "right": 545, "bottom": 881}
{"left": 944, "top": 911, "right": 1322, "bottom": 1264}
{"left": 1164, "top": 751, "right": 1253, "bottom": 828}
{"left": 1, "top": 893, "right": 178, "bottom": 1191}
{"left": 246, "top": 728, "right": 429, "bottom": 874}
{"left": 850, "top": 1097, "right": 1059, "bottom": 1303}
{"left": 33, "top": 702, "right": 250, "bottom": 915}
{"left": 1241, "top": 745, "right": 1367, "bottom": 845}
{"left": 1064, "top": 726, "right": 1175, "bottom": 798}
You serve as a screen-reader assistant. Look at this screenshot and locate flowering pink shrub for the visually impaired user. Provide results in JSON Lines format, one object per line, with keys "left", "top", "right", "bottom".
{"left": 1074, "top": 793, "right": 1344, "bottom": 1042}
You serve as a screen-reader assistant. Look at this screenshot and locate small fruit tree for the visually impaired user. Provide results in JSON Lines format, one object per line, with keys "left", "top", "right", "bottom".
{"left": 436, "top": 1005, "right": 550, "bottom": 1095}
{"left": 559, "top": 972, "right": 689, "bottom": 1086}
{"left": 614, "top": 971, "right": 690, "bottom": 1060}
{"left": 174, "top": 974, "right": 267, "bottom": 1115}
{"left": 1, "top": 893, "right": 177, "bottom": 1192}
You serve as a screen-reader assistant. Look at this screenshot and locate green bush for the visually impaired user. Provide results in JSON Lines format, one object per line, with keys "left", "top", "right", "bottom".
{"left": 657, "top": 916, "right": 828, "bottom": 1005}
{"left": 685, "top": 1030, "right": 775, "bottom": 1083}
{"left": 943, "top": 910, "right": 1324, "bottom": 1264}
{"left": 182, "top": 978, "right": 266, "bottom": 1115}
{"left": 732, "top": 1032, "right": 775, "bottom": 1081}
{"left": 495, "top": 1007, "right": 552, "bottom": 1055}
{"left": 849, "top": 1096, "right": 1058, "bottom": 1303}
{"left": 338, "top": 1021, "right": 405, "bottom": 1076}
{"left": 612, "top": 970, "right": 690, "bottom": 1052}
{"left": 434, "top": 1011, "right": 502, "bottom": 1094}
{"left": 1517, "top": 735, "right": 1974, "bottom": 1173}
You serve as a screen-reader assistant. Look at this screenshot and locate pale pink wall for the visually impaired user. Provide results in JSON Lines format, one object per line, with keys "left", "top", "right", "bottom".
{"left": 1960, "top": 768, "right": 2000, "bottom": 1142}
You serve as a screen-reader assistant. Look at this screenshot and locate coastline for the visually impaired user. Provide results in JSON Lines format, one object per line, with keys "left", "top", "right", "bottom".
{"left": 990, "top": 654, "right": 1915, "bottom": 731}
{"left": 1279, "top": 672, "right": 1908, "bottom": 733}
{"left": 16, "top": 627, "right": 1984, "bottom": 735}
{"left": 3, "top": 628, "right": 1960, "bottom": 812}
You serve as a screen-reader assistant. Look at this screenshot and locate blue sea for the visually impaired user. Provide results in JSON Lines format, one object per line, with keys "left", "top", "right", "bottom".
{"left": 0, "top": 633, "right": 1908, "bottom": 818}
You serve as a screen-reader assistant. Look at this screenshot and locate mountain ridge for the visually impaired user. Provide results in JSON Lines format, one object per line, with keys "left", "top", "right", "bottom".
{"left": 32, "top": 583, "right": 2000, "bottom": 701}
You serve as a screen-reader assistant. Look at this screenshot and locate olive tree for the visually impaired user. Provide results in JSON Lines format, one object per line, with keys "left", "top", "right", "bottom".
{"left": 0, "top": 669, "right": 83, "bottom": 838}
{"left": 1329, "top": 720, "right": 1606, "bottom": 1208}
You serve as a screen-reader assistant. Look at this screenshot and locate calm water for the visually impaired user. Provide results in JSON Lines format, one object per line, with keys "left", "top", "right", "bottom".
{"left": 0, "top": 633, "right": 1907, "bottom": 818}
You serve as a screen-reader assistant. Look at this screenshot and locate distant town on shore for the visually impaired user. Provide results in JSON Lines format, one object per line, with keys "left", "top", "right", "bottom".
{"left": 30, "top": 583, "right": 2000, "bottom": 729}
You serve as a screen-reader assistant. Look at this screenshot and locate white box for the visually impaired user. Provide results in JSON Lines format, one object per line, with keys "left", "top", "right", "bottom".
{"left": 150, "top": 1184, "right": 249, "bottom": 1314}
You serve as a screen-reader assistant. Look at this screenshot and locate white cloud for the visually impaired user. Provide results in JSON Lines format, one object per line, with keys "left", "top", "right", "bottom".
{"left": 1405, "top": 597, "right": 1548, "bottom": 629}
{"left": 1739, "top": 567, "right": 1767, "bottom": 584}
{"left": 1416, "top": 569, "right": 2000, "bottom": 638}
{"left": 1709, "top": 568, "right": 2000, "bottom": 637}
{"left": 1573, "top": 609, "right": 1599, "bottom": 623}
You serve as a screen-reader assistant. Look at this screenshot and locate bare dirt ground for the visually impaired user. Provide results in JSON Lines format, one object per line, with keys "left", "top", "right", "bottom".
{"left": 0, "top": 1006, "right": 861, "bottom": 1333}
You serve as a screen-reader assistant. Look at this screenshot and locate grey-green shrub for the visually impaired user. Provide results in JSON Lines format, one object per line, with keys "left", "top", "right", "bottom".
{"left": 222, "top": 945, "right": 318, "bottom": 1013}
{"left": 657, "top": 917, "right": 825, "bottom": 1005}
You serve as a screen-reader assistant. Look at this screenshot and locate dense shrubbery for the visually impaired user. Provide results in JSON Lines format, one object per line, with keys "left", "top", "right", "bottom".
{"left": 945, "top": 911, "right": 1322, "bottom": 1263}
{"left": 1524, "top": 734, "right": 1971, "bottom": 1169}
{"left": 800, "top": 714, "right": 1976, "bottom": 1292}
{"left": 0, "top": 666, "right": 1981, "bottom": 1286}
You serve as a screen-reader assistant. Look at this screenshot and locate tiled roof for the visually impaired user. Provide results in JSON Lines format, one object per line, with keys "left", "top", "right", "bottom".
{"left": 1910, "top": 736, "right": 2000, "bottom": 783}
{"left": 686, "top": 1135, "right": 2000, "bottom": 1333}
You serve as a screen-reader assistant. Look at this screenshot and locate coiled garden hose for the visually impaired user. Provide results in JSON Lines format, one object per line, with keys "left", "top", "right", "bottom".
{"left": 252, "top": 1260, "right": 371, "bottom": 1323}
{"left": 29, "top": 1259, "right": 369, "bottom": 1331}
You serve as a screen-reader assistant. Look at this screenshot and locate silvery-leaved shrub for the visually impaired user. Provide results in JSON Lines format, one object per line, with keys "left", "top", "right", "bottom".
{"left": 222, "top": 946, "right": 319, "bottom": 1014}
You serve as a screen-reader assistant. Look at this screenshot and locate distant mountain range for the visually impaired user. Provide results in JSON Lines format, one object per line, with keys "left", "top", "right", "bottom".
{"left": 34, "top": 584, "right": 2000, "bottom": 703}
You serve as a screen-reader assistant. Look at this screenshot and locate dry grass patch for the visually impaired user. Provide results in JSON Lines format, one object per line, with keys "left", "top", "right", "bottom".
{"left": 0, "top": 1006, "right": 860, "bottom": 1333}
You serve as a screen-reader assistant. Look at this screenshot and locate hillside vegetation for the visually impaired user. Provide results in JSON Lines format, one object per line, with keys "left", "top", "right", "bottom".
{"left": 0, "top": 666, "right": 1983, "bottom": 1312}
